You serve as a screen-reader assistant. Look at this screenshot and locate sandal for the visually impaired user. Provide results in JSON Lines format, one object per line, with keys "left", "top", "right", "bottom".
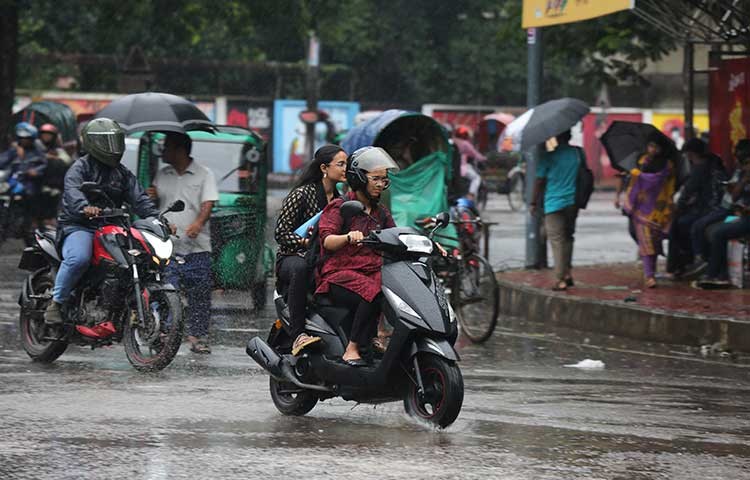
{"left": 341, "top": 357, "right": 367, "bottom": 367}
{"left": 188, "top": 336, "right": 211, "bottom": 354}
{"left": 372, "top": 336, "right": 388, "bottom": 353}
{"left": 552, "top": 281, "right": 568, "bottom": 291}
{"left": 645, "top": 277, "right": 657, "bottom": 289}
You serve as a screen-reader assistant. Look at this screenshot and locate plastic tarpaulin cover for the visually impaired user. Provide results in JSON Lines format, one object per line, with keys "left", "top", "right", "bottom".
{"left": 388, "top": 151, "right": 457, "bottom": 244}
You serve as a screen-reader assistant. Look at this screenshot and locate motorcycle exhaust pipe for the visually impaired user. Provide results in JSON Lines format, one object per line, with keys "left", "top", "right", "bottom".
{"left": 246, "top": 337, "right": 285, "bottom": 379}
{"left": 245, "top": 337, "right": 332, "bottom": 392}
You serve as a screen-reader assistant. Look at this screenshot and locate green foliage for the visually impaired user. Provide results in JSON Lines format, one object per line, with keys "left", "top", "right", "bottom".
{"left": 15, "top": 0, "right": 677, "bottom": 105}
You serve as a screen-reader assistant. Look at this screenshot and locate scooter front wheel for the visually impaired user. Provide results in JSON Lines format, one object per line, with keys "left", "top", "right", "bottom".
{"left": 269, "top": 376, "right": 318, "bottom": 416}
{"left": 404, "top": 354, "right": 464, "bottom": 428}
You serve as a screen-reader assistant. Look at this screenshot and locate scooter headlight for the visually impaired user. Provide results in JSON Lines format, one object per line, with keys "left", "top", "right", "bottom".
{"left": 142, "top": 231, "right": 174, "bottom": 260}
{"left": 399, "top": 234, "right": 433, "bottom": 254}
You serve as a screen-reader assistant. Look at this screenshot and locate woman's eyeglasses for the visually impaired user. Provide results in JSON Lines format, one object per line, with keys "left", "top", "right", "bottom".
{"left": 366, "top": 175, "right": 390, "bottom": 187}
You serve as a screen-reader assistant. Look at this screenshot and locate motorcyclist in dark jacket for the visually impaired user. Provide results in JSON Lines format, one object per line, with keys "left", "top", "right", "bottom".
{"left": 44, "top": 118, "right": 161, "bottom": 325}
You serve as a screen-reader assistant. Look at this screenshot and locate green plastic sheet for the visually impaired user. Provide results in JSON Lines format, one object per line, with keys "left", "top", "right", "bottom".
{"left": 388, "top": 151, "right": 457, "bottom": 245}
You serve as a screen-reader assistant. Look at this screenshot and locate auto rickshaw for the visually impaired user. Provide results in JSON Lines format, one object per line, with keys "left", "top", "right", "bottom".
{"left": 12, "top": 101, "right": 79, "bottom": 156}
{"left": 475, "top": 113, "right": 525, "bottom": 211}
{"left": 341, "top": 109, "right": 456, "bottom": 236}
{"left": 122, "top": 126, "right": 272, "bottom": 309}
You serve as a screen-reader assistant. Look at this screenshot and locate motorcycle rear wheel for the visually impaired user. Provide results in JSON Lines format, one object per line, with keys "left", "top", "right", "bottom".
{"left": 19, "top": 273, "right": 68, "bottom": 363}
{"left": 123, "top": 290, "right": 184, "bottom": 372}
{"left": 404, "top": 354, "right": 464, "bottom": 428}
{"left": 269, "top": 376, "right": 318, "bottom": 416}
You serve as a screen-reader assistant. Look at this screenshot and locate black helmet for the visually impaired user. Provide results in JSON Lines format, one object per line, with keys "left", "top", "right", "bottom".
{"left": 82, "top": 118, "right": 126, "bottom": 167}
{"left": 346, "top": 146, "right": 400, "bottom": 192}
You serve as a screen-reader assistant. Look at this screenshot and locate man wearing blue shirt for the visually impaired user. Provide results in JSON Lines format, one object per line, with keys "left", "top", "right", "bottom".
{"left": 530, "top": 130, "right": 583, "bottom": 291}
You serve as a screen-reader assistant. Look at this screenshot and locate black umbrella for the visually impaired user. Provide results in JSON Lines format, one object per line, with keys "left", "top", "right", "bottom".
{"left": 600, "top": 121, "right": 676, "bottom": 172}
{"left": 93, "top": 92, "right": 215, "bottom": 134}
{"left": 500, "top": 97, "right": 589, "bottom": 152}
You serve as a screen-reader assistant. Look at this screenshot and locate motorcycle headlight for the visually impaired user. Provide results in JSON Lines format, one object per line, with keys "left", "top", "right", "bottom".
{"left": 0, "top": 182, "right": 8, "bottom": 194}
{"left": 399, "top": 234, "right": 433, "bottom": 254}
{"left": 141, "top": 231, "right": 174, "bottom": 260}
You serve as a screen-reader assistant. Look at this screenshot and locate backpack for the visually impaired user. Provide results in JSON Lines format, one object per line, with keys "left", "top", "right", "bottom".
{"left": 574, "top": 147, "right": 595, "bottom": 209}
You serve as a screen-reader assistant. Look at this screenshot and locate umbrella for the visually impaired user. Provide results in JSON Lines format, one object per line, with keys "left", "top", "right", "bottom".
{"left": 600, "top": 121, "right": 675, "bottom": 172}
{"left": 93, "top": 92, "right": 215, "bottom": 134}
{"left": 499, "top": 98, "right": 589, "bottom": 152}
{"left": 484, "top": 112, "right": 516, "bottom": 126}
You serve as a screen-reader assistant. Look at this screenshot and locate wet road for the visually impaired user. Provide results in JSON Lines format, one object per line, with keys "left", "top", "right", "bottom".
{"left": 1, "top": 319, "right": 749, "bottom": 479}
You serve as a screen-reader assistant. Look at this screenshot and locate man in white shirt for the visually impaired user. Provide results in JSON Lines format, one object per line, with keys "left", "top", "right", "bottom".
{"left": 148, "top": 132, "right": 219, "bottom": 354}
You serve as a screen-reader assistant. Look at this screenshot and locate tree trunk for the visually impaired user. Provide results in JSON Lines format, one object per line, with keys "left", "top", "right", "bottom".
{"left": 0, "top": 2, "right": 19, "bottom": 151}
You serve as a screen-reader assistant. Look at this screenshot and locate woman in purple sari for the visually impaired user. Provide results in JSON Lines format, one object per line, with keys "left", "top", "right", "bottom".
{"left": 623, "top": 134, "right": 678, "bottom": 288}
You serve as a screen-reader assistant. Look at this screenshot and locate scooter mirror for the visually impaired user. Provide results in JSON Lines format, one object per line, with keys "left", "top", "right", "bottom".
{"left": 435, "top": 212, "right": 450, "bottom": 228}
{"left": 167, "top": 200, "right": 185, "bottom": 213}
{"left": 341, "top": 200, "right": 365, "bottom": 221}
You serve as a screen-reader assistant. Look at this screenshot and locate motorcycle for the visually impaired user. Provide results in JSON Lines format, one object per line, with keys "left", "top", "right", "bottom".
{"left": 0, "top": 163, "right": 33, "bottom": 246}
{"left": 246, "top": 201, "right": 464, "bottom": 428}
{"left": 18, "top": 181, "right": 186, "bottom": 372}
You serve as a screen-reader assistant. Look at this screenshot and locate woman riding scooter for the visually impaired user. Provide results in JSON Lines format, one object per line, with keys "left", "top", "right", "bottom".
{"left": 316, "top": 146, "right": 399, "bottom": 366}
{"left": 274, "top": 145, "right": 348, "bottom": 356}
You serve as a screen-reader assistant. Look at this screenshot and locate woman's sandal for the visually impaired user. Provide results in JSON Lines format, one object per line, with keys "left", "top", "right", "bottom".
{"left": 645, "top": 277, "right": 657, "bottom": 289}
{"left": 189, "top": 338, "right": 212, "bottom": 354}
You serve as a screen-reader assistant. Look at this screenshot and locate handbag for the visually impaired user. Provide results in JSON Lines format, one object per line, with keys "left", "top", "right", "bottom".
{"left": 575, "top": 147, "right": 594, "bottom": 209}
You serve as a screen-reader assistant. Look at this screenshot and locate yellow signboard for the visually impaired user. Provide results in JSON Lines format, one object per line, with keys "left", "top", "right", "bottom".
{"left": 523, "top": 0, "right": 635, "bottom": 28}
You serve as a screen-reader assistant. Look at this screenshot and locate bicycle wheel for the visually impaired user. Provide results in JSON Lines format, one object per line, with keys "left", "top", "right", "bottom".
{"left": 507, "top": 173, "right": 526, "bottom": 212}
{"left": 453, "top": 254, "right": 499, "bottom": 343}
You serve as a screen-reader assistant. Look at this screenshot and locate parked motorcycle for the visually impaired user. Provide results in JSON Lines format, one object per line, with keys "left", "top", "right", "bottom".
{"left": 18, "top": 181, "right": 185, "bottom": 372}
{"left": 246, "top": 201, "right": 464, "bottom": 428}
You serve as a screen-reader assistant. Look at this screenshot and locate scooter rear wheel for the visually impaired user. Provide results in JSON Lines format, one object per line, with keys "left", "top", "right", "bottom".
{"left": 404, "top": 354, "right": 464, "bottom": 428}
{"left": 269, "top": 376, "right": 318, "bottom": 416}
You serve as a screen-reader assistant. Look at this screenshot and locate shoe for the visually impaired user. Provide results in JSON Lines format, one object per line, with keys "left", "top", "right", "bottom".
{"left": 44, "top": 301, "right": 64, "bottom": 325}
{"left": 682, "top": 259, "right": 708, "bottom": 277}
{"left": 693, "top": 276, "right": 731, "bottom": 289}
{"left": 292, "top": 333, "right": 321, "bottom": 356}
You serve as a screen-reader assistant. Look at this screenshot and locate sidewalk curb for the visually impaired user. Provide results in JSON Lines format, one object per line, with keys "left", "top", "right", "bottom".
{"left": 496, "top": 277, "right": 750, "bottom": 352}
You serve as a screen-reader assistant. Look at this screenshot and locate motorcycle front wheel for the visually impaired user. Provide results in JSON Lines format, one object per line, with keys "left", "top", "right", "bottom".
{"left": 404, "top": 354, "right": 464, "bottom": 428}
{"left": 19, "top": 272, "right": 69, "bottom": 363}
{"left": 123, "top": 290, "right": 184, "bottom": 372}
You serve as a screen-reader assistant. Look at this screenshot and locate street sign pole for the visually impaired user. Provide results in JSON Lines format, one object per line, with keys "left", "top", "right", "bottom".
{"left": 305, "top": 32, "right": 320, "bottom": 165}
{"left": 525, "top": 27, "right": 543, "bottom": 268}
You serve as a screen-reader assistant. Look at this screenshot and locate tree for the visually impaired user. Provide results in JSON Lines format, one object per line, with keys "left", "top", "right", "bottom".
{"left": 0, "top": 0, "right": 19, "bottom": 150}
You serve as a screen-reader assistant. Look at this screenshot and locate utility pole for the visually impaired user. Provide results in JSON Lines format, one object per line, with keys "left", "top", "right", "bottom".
{"left": 525, "top": 27, "right": 544, "bottom": 268}
{"left": 683, "top": 41, "right": 695, "bottom": 141}
{"left": 305, "top": 32, "right": 320, "bottom": 165}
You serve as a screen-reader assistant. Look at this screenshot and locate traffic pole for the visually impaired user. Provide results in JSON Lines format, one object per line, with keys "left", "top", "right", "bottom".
{"left": 305, "top": 32, "right": 320, "bottom": 164}
{"left": 525, "top": 27, "right": 543, "bottom": 268}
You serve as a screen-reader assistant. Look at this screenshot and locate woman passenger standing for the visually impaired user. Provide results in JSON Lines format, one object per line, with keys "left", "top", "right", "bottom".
{"left": 275, "top": 145, "right": 348, "bottom": 355}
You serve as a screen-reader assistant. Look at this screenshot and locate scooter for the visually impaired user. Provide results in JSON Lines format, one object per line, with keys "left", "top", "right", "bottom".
{"left": 246, "top": 201, "right": 464, "bottom": 428}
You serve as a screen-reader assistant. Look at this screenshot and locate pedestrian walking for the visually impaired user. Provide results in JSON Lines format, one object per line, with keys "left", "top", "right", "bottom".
{"left": 530, "top": 130, "right": 582, "bottom": 291}
{"left": 148, "top": 132, "right": 219, "bottom": 354}
{"left": 622, "top": 133, "right": 678, "bottom": 288}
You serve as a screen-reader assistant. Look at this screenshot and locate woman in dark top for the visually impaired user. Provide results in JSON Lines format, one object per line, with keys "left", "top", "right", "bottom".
{"left": 317, "top": 147, "right": 399, "bottom": 366}
{"left": 275, "top": 144, "right": 347, "bottom": 355}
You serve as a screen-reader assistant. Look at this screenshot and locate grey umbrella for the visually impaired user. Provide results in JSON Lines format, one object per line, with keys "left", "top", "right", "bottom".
{"left": 500, "top": 98, "right": 590, "bottom": 152}
{"left": 93, "top": 92, "right": 215, "bottom": 134}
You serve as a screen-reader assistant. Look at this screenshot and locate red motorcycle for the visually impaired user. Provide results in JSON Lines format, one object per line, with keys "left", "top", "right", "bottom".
{"left": 18, "top": 182, "right": 185, "bottom": 372}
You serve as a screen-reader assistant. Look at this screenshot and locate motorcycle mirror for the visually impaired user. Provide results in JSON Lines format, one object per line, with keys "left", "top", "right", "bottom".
{"left": 167, "top": 200, "right": 185, "bottom": 213}
{"left": 80, "top": 182, "right": 102, "bottom": 196}
{"left": 340, "top": 200, "right": 365, "bottom": 221}
{"left": 435, "top": 212, "right": 450, "bottom": 228}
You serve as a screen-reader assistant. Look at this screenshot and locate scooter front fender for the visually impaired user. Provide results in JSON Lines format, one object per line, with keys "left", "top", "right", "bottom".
{"left": 406, "top": 337, "right": 460, "bottom": 362}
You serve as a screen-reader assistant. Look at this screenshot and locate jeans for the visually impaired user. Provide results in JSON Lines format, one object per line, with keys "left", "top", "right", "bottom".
{"left": 706, "top": 216, "right": 750, "bottom": 279}
{"left": 463, "top": 163, "right": 482, "bottom": 197}
{"left": 166, "top": 252, "right": 212, "bottom": 337}
{"left": 544, "top": 205, "right": 578, "bottom": 282}
{"left": 276, "top": 255, "right": 310, "bottom": 338}
{"left": 52, "top": 229, "right": 94, "bottom": 303}
{"left": 690, "top": 208, "right": 730, "bottom": 259}
{"left": 667, "top": 211, "right": 702, "bottom": 273}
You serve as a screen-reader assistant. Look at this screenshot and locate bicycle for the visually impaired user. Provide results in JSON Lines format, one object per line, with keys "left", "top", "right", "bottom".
{"left": 416, "top": 215, "right": 499, "bottom": 343}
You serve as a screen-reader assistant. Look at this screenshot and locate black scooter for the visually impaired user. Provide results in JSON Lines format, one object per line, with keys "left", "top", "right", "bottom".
{"left": 246, "top": 201, "right": 464, "bottom": 428}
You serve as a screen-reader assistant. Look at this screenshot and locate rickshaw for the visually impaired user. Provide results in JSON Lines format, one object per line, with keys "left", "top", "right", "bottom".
{"left": 475, "top": 113, "right": 525, "bottom": 211}
{"left": 122, "top": 126, "right": 272, "bottom": 309}
{"left": 341, "top": 110, "right": 499, "bottom": 343}
{"left": 12, "top": 101, "right": 79, "bottom": 156}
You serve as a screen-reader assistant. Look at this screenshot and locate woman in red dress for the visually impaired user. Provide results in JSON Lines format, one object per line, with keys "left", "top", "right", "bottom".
{"left": 316, "top": 147, "right": 400, "bottom": 366}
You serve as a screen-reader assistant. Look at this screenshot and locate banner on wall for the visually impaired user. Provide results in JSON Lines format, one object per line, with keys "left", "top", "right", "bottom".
{"left": 710, "top": 57, "right": 750, "bottom": 169}
{"left": 522, "top": 0, "right": 634, "bottom": 28}
{"left": 272, "top": 100, "right": 359, "bottom": 173}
